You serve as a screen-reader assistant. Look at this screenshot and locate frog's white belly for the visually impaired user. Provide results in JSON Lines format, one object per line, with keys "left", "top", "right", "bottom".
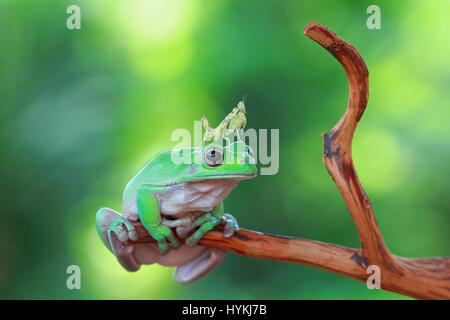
{"left": 122, "top": 179, "right": 239, "bottom": 216}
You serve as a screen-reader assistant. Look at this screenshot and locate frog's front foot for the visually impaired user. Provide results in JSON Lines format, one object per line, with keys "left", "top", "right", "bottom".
{"left": 222, "top": 213, "right": 239, "bottom": 238}
{"left": 185, "top": 213, "right": 221, "bottom": 247}
{"left": 147, "top": 224, "right": 181, "bottom": 256}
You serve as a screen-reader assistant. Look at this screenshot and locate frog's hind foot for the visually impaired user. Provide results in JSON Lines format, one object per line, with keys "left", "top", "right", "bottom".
{"left": 95, "top": 207, "right": 139, "bottom": 252}
{"left": 95, "top": 207, "right": 142, "bottom": 271}
{"left": 174, "top": 247, "right": 226, "bottom": 285}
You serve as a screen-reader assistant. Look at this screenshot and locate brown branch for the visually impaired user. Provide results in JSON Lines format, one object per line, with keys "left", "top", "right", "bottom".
{"left": 131, "top": 223, "right": 449, "bottom": 299}
{"left": 129, "top": 21, "right": 450, "bottom": 300}
{"left": 304, "top": 21, "right": 397, "bottom": 269}
{"left": 131, "top": 223, "right": 368, "bottom": 282}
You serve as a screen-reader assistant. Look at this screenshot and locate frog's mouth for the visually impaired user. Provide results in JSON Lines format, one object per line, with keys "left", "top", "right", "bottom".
{"left": 196, "top": 173, "right": 256, "bottom": 180}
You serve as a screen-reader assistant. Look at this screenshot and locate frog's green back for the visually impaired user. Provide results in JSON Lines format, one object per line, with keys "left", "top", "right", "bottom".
{"left": 122, "top": 149, "right": 194, "bottom": 203}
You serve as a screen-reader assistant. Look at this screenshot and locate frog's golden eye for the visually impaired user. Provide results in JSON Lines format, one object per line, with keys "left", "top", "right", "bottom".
{"left": 203, "top": 147, "right": 224, "bottom": 167}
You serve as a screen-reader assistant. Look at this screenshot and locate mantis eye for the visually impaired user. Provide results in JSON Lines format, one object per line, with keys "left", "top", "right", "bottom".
{"left": 203, "top": 147, "right": 224, "bottom": 167}
{"left": 246, "top": 145, "right": 254, "bottom": 157}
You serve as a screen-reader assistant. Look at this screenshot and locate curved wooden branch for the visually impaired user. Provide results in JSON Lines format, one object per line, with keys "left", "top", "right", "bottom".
{"left": 128, "top": 21, "right": 450, "bottom": 299}
{"left": 303, "top": 21, "right": 397, "bottom": 269}
{"left": 303, "top": 21, "right": 449, "bottom": 299}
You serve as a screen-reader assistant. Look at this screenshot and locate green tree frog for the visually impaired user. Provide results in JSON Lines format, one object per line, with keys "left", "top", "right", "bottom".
{"left": 95, "top": 140, "right": 256, "bottom": 284}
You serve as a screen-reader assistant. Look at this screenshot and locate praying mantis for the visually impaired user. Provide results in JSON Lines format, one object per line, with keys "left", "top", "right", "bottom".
{"left": 201, "top": 101, "right": 247, "bottom": 145}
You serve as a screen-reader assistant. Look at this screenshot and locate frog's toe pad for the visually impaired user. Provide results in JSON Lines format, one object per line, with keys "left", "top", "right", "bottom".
{"left": 128, "top": 230, "right": 139, "bottom": 241}
{"left": 222, "top": 213, "right": 239, "bottom": 238}
{"left": 185, "top": 235, "right": 199, "bottom": 247}
{"left": 176, "top": 227, "right": 189, "bottom": 239}
{"left": 117, "top": 228, "right": 129, "bottom": 242}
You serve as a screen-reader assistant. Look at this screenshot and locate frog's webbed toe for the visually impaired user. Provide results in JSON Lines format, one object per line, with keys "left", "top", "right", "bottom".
{"left": 173, "top": 247, "right": 226, "bottom": 285}
{"left": 176, "top": 226, "right": 190, "bottom": 239}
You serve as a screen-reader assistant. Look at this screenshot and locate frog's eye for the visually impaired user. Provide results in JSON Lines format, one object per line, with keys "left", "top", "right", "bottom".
{"left": 203, "top": 147, "right": 224, "bottom": 167}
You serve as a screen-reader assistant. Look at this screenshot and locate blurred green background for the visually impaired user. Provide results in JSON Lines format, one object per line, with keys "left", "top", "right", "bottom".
{"left": 0, "top": 0, "right": 448, "bottom": 299}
